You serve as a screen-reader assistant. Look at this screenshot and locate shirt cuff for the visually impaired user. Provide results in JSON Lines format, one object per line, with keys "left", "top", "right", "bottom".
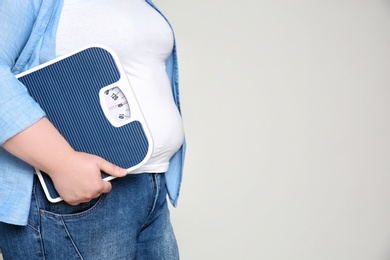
{"left": 0, "top": 92, "right": 46, "bottom": 144}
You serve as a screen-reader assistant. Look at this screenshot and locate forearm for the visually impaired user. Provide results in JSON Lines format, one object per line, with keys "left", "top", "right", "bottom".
{"left": 3, "top": 117, "right": 74, "bottom": 175}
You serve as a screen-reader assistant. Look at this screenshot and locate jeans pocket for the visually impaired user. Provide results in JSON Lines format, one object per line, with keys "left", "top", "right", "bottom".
{"left": 39, "top": 194, "right": 106, "bottom": 219}
{"left": 36, "top": 194, "right": 108, "bottom": 259}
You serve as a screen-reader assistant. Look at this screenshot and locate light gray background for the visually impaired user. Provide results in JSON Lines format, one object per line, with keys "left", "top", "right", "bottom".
{"left": 154, "top": 0, "right": 390, "bottom": 259}
{"left": 1, "top": 1, "right": 388, "bottom": 260}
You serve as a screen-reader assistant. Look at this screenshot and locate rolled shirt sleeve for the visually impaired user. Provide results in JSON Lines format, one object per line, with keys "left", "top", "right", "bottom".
{"left": 0, "top": 69, "right": 45, "bottom": 144}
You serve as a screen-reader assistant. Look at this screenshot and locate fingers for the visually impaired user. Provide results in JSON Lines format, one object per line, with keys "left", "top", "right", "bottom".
{"left": 101, "top": 179, "right": 112, "bottom": 194}
{"left": 98, "top": 157, "right": 127, "bottom": 178}
{"left": 52, "top": 153, "right": 127, "bottom": 206}
{"left": 65, "top": 181, "right": 112, "bottom": 206}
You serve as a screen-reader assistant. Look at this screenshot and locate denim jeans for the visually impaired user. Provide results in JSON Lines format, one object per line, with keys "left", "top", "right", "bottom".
{"left": 0, "top": 173, "right": 179, "bottom": 260}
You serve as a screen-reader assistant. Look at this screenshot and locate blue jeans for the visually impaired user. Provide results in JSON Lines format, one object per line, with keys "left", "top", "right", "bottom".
{"left": 0, "top": 173, "right": 179, "bottom": 260}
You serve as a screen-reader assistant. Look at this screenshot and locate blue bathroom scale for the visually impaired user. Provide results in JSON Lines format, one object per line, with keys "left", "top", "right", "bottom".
{"left": 17, "top": 45, "right": 153, "bottom": 203}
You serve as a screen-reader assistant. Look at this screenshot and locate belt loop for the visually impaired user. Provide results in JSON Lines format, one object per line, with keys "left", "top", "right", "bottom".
{"left": 152, "top": 173, "right": 158, "bottom": 192}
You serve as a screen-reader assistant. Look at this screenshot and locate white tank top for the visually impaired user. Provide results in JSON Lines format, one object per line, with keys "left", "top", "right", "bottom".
{"left": 56, "top": 0, "right": 185, "bottom": 173}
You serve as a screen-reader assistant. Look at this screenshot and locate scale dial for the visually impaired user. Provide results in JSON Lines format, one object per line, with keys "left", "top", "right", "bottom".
{"left": 102, "top": 86, "right": 131, "bottom": 126}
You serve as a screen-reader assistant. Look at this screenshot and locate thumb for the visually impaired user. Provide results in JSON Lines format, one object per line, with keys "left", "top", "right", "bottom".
{"left": 98, "top": 158, "right": 127, "bottom": 178}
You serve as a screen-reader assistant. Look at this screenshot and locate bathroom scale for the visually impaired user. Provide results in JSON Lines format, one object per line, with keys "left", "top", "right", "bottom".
{"left": 17, "top": 45, "right": 153, "bottom": 203}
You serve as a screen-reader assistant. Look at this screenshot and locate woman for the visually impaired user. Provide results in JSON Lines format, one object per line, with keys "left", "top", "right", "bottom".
{"left": 0, "top": 0, "right": 186, "bottom": 259}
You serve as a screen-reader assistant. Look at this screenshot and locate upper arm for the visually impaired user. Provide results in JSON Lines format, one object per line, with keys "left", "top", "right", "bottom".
{"left": 0, "top": 1, "right": 36, "bottom": 68}
{"left": 0, "top": 1, "right": 46, "bottom": 144}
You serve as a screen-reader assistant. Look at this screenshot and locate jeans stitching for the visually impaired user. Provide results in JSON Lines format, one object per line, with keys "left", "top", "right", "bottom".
{"left": 30, "top": 177, "right": 46, "bottom": 260}
{"left": 60, "top": 216, "right": 84, "bottom": 260}
{"left": 140, "top": 174, "right": 160, "bottom": 231}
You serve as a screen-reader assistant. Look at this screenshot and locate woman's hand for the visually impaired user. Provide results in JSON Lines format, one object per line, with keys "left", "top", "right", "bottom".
{"left": 49, "top": 151, "right": 127, "bottom": 205}
{"left": 3, "top": 117, "right": 127, "bottom": 205}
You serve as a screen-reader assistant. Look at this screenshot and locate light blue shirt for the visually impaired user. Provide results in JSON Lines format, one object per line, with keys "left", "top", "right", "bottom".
{"left": 0, "top": 0, "right": 185, "bottom": 225}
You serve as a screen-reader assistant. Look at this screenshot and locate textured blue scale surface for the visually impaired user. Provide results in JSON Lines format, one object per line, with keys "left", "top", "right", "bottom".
{"left": 18, "top": 47, "right": 150, "bottom": 200}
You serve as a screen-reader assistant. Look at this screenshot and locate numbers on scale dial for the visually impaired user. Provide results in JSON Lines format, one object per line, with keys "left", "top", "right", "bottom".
{"left": 104, "top": 86, "right": 131, "bottom": 123}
